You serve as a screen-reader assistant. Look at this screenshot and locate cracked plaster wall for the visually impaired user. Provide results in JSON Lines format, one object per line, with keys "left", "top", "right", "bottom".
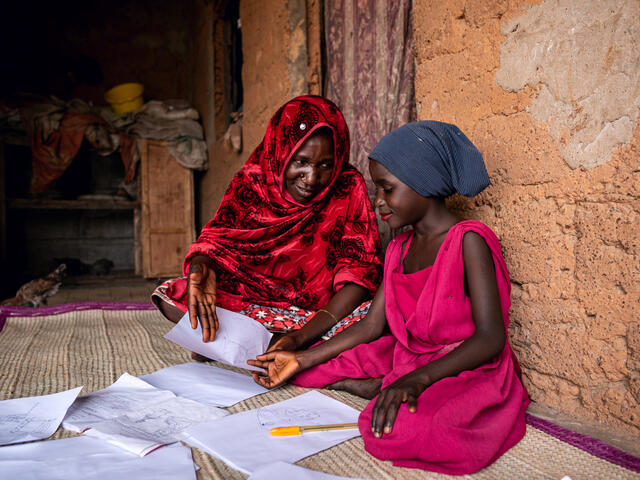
{"left": 496, "top": 0, "right": 640, "bottom": 170}
{"left": 413, "top": 0, "right": 639, "bottom": 433}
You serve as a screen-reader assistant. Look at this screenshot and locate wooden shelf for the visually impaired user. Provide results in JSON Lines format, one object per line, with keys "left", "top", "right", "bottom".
{"left": 7, "top": 198, "right": 140, "bottom": 210}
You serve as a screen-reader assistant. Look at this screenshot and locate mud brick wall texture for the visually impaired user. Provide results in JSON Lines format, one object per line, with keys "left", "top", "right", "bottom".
{"left": 412, "top": 0, "right": 639, "bottom": 434}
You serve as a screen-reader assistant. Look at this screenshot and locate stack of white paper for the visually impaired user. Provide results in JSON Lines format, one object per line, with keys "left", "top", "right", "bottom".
{"left": 0, "top": 436, "right": 197, "bottom": 480}
{"left": 140, "top": 362, "right": 269, "bottom": 407}
{"left": 182, "top": 391, "right": 361, "bottom": 474}
{"left": 0, "top": 386, "right": 83, "bottom": 445}
{"left": 63, "top": 373, "right": 228, "bottom": 456}
{"left": 164, "top": 308, "right": 273, "bottom": 371}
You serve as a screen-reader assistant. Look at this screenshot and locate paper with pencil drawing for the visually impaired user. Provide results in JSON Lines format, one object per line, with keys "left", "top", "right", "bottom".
{"left": 63, "top": 374, "right": 174, "bottom": 430}
{"left": 182, "top": 391, "right": 361, "bottom": 474}
{"left": 164, "top": 308, "right": 273, "bottom": 372}
{"left": 82, "top": 395, "right": 227, "bottom": 456}
{"left": 0, "top": 386, "right": 82, "bottom": 445}
{"left": 140, "top": 362, "right": 268, "bottom": 407}
{"left": 63, "top": 373, "right": 228, "bottom": 456}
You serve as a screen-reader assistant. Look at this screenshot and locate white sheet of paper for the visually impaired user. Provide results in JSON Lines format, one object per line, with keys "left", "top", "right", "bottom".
{"left": 0, "top": 440, "right": 197, "bottom": 480}
{"left": 164, "top": 308, "right": 272, "bottom": 372}
{"left": 0, "top": 386, "right": 82, "bottom": 445}
{"left": 182, "top": 391, "right": 361, "bottom": 474}
{"left": 0, "top": 435, "right": 136, "bottom": 460}
{"left": 0, "top": 436, "right": 199, "bottom": 470}
{"left": 140, "top": 362, "right": 268, "bottom": 407}
{"left": 248, "top": 461, "right": 372, "bottom": 480}
{"left": 63, "top": 373, "right": 228, "bottom": 456}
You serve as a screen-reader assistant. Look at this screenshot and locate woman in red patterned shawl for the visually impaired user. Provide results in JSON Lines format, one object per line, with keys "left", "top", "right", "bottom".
{"left": 152, "top": 95, "right": 382, "bottom": 353}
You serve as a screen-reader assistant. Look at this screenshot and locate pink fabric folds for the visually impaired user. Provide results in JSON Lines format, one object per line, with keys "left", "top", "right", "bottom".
{"left": 292, "top": 220, "right": 529, "bottom": 474}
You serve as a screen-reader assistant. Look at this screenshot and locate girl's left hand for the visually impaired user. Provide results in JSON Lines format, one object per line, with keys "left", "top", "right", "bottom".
{"left": 371, "top": 372, "right": 429, "bottom": 438}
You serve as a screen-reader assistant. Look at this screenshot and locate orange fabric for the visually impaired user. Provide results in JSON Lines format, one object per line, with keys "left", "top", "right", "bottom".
{"left": 29, "top": 112, "right": 104, "bottom": 194}
{"left": 29, "top": 112, "right": 137, "bottom": 194}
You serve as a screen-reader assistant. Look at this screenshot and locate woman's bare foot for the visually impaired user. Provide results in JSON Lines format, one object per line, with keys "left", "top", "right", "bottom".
{"left": 328, "top": 378, "right": 383, "bottom": 399}
{"left": 154, "top": 299, "right": 185, "bottom": 324}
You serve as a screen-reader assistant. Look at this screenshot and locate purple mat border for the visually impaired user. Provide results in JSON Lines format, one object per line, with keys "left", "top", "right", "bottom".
{"left": 0, "top": 301, "right": 155, "bottom": 333}
{"left": 0, "top": 302, "right": 638, "bottom": 473}
{"left": 526, "top": 413, "right": 640, "bottom": 473}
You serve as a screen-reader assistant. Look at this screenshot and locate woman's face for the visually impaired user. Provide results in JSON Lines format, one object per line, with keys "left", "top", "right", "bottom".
{"left": 284, "top": 130, "right": 335, "bottom": 204}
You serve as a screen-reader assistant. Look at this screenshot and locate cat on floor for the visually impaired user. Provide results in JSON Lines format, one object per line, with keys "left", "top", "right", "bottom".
{"left": 1, "top": 264, "right": 67, "bottom": 307}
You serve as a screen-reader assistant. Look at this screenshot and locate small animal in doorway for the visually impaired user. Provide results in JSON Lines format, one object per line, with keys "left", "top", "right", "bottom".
{"left": 1, "top": 264, "right": 67, "bottom": 307}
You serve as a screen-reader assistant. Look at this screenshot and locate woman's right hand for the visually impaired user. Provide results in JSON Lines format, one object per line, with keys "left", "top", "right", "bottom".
{"left": 248, "top": 351, "right": 301, "bottom": 389}
{"left": 187, "top": 259, "right": 219, "bottom": 342}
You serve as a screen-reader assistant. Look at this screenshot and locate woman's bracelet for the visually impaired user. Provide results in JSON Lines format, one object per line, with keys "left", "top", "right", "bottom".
{"left": 316, "top": 308, "right": 339, "bottom": 324}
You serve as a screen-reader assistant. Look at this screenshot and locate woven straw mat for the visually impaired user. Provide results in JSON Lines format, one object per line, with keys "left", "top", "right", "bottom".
{"left": 0, "top": 308, "right": 637, "bottom": 480}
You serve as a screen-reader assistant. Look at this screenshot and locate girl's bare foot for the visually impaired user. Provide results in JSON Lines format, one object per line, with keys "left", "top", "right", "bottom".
{"left": 328, "top": 377, "right": 383, "bottom": 399}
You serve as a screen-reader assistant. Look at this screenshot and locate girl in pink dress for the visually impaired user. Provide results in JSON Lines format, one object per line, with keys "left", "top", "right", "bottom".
{"left": 249, "top": 121, "right": 529, "bottom": 475}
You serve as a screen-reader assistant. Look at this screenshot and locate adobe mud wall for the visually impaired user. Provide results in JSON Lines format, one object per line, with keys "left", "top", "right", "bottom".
{"left": 413, "top": 0, "right": 639, "bottom": 433}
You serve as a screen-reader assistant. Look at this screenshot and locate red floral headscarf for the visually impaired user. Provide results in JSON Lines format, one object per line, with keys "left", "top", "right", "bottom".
{"left": 183, "top": 95, "right": 382, "bottom": 311}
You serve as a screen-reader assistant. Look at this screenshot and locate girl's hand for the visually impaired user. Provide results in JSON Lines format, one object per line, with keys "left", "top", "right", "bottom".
{"left": 267, "top": 332, "right": 302, "bottom": 352}
{"left": 248, "top": 351, "right": 301, "bottom": 389}
{"left": 371, "top": 372, "right": 429, "bottom": 438}
{"left": 187, "top": 261, "right": 219, "bottom": 342}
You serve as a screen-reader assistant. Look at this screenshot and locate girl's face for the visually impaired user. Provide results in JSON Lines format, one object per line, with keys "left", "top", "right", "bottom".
{"left": 284, "top": 129, "right": 335, "bottom": 204}
{"left": 369, "top": 159, "right": 432, "bottom": 229}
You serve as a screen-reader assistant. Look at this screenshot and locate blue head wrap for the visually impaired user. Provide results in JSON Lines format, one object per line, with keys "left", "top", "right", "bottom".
{"left": 368, "top": 121, "right": 490, "bottom": 197}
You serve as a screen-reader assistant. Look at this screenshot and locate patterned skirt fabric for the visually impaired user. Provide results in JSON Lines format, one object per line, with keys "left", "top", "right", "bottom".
{"left": 151, "top": 278, "right": 371, "bottom": 340}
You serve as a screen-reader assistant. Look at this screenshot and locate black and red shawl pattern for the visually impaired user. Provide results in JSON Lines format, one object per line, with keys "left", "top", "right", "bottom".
{"left": 178, "top": 95, "right": 382, "bottom": 312}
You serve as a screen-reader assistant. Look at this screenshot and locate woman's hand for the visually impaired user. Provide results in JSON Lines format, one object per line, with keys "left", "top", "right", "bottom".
{"left": 248, "top": 351, "right": 301, "bottom": 389}
{"left": 187, "top": 259, "right": 219, "bottom": 342}
{"left": 370, "top": 372, "right": 430, "bottom": 438}
{"left": 266, "top": 332, "right": 302, "bottom": 353}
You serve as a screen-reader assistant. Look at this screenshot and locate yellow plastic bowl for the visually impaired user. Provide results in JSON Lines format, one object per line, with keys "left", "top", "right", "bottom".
{"left": 104, "top": 83, "right": 144, "bottom": 114}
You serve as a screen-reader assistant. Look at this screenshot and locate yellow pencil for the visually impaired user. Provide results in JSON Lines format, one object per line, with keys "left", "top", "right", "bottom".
{"left": 270, "top": 422, "right": 359, "bottom": 436}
